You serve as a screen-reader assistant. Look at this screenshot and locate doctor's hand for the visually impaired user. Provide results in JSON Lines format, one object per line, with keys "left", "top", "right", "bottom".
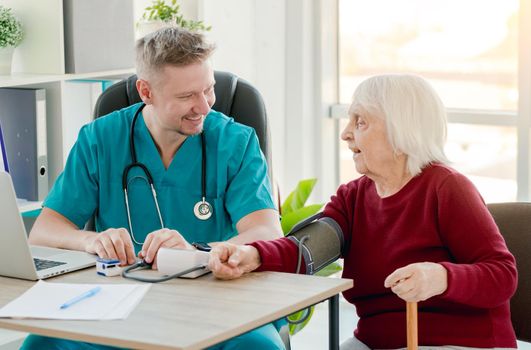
{"left": 384, "top": 262, "right": 448, "bottom": 303}
{"left": 84, "top": 228, "right": 136, "bottom": 266}
{"left": 139, "top": 228, "right": 193, "bottom": 269}
{"left": 208, "top": 243, "right": 261, "bottom": 280}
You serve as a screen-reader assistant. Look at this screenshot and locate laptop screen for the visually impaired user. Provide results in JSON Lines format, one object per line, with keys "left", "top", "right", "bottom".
{"left": 0, "top": 120, "right": 9, "bottom": 172}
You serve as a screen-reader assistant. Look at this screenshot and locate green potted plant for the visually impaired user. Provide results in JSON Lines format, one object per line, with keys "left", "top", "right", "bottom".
{"left": 281, "top": 178, "right": 342, "bottom": 335}
{"left": 0, "top": 5, "right": 23, "bottom": 75}
{"left": 137, "top": 0, "right": 211, "bottom": 38}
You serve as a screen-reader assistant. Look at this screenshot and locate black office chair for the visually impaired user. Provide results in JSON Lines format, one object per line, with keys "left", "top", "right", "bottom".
{"left": 93, "top": 71, "right": 274, "bottom": 189}
{"left": 93, "top": 71, "right": 290, "bottom": 348}
{"left": 487, "top": 203, "right": 531, "bottom": 343}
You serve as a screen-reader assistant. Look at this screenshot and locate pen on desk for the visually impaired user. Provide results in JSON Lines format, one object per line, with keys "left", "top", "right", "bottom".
{"left": 60, "top": 286, "right": 102, "bottom": 309}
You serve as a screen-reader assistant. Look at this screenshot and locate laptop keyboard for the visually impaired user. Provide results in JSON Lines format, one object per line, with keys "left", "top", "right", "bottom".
{"left": 33, "top": 258, "right": 67, "bottom": 271}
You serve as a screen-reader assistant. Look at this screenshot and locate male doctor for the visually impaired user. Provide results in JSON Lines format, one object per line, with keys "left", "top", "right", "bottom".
{"left": 22, "top": 26, "right": 285, "bottom": 350}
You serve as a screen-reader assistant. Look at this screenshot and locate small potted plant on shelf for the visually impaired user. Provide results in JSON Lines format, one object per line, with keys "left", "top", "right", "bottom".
{"left": 137, "top": 0, "right": 211, "bottom": 38}
{"left": 0, "top": 5, "right": 23, "bottom": 75}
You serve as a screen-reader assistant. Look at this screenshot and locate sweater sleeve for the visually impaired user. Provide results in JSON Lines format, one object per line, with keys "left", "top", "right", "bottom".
{"left": 436, "top": 173, "right": 517, "bottom": 308}
{"left": 249, "top": 238, "right": 304, "bottom": 273}
{"left": 248, "top": 182, "right": 358, "bottom": 274}
{"left": 322, "top": 182, "right": 355, "bottom": 258}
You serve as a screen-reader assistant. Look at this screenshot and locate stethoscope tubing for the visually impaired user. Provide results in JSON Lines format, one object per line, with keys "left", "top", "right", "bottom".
{"left": 122, "top": 103, "right": 212, "bottom": 244}
{"left": 121, "top": 259, "right": 208, "bottom": 283}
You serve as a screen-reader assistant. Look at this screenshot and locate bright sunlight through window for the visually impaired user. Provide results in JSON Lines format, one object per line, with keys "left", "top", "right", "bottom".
{"left": 338, "top": 0, "right": 519, "bottom": 202}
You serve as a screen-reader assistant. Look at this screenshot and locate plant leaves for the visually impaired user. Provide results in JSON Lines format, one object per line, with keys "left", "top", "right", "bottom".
{"left": 280, "top": 191, "right": 296, "bottom": 215}
{"left": 140, "top": 0, "right": 210, "bottom": 31}
{"left": 0, "top": 6, "right": 23, "bottom": 48}
{"left": 315, "top": 262, "right": 342, "bottom": 277}
{"left": 287, "top": 305, "right": 315, "bottom": 335}
{"left": 281, "top": 204, "right": 323, "bottom": 234}
{"left": 281, "top": 178, "right": 317, "bottom": 215}
{"left": 285, "top": 262, "right": 342, "bottom": 335}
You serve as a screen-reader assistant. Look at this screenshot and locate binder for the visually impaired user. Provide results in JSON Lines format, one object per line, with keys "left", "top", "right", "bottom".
{"left": 0, "top": 88, "right": 48, "bottom": 201}
{"left": 0, "top": 120, "right": 8, "bottom": 172}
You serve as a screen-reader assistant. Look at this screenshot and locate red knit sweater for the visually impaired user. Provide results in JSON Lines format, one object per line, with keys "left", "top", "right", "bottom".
{"left": 251, "top": 164, "right": 517, "bottom": 348}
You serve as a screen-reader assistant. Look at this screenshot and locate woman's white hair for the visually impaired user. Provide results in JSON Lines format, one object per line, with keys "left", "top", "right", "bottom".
{"left": 349, "top": 74, "right": 449, "bottom": 176}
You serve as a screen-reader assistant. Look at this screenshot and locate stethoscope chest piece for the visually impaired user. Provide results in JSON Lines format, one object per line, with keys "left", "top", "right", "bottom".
{"left": 126, "top": 103, "right": 214, "bottom": 228}
{"left": 194, "top": 199, "right": 213, "bottom": 220}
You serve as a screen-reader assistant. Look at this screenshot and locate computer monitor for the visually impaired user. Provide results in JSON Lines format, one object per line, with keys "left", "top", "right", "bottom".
{"left": 0, "top": 121, "right": 9, "bottom": 172}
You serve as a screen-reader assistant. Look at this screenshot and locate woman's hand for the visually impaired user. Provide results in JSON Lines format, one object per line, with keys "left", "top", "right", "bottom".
{"left": 208, "top": 243, "right": 261, "bottom": 280}
{"left": 139, "top": 228, "right": 193, "bottom": 269}
{"left": 384, "top": 262, "right": 448, "bottom": 302}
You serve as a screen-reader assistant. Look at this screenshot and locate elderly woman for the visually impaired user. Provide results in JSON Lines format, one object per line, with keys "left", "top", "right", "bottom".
{"left": 208, "top": 74, "right": 517, "bottom": 349}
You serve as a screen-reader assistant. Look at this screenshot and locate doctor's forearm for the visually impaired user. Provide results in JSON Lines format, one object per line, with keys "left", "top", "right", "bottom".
{"left": 227, "top": 225, "right": 283, "bottom": 245}
{"left": 28, "top": 207, "right": 97, "bottom": 252}
{"left": 229, "top": 209, "right": 282, "bottom": 245}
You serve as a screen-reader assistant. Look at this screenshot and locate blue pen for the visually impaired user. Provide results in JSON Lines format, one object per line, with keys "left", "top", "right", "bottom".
{"left": 60, "top": 286, "right": 102, "bottom": 309}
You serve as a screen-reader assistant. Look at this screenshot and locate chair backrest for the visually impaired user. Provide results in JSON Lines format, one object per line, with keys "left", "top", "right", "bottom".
{"left": 93, "top": 71, "right": 273, "bottom": 183}
{"left": 487, "top": 202, "right": 531, "bottom": 342}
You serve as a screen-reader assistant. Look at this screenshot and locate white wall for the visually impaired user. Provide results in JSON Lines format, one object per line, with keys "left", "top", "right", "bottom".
{"left": 199, "top": 0, "right": 339, "bottom": 202}
{"left": 200, "top": 0, "right": 288, "bottom": 194}
{"left": 283, "top": 0, "right": 340, "bottom": 201}
{"left": 0, "top": 0, "right": 64, "bottom": 74}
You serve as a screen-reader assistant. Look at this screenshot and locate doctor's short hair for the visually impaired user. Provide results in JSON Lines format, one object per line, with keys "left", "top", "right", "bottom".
{"left": 349, "top": 74, "right": 449, "bottom": 177}
{"left": 135, "top": 26, "right": 215, "bottom": 80}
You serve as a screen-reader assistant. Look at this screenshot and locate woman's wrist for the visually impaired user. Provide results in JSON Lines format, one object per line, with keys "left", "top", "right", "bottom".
{"left": 243, "top": 245, "right": 262, "bottom": 272}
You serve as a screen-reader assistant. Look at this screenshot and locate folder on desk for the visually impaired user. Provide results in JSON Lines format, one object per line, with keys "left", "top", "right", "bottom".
{"left": 0, "top": 88, "right": 48, "bottom": 201}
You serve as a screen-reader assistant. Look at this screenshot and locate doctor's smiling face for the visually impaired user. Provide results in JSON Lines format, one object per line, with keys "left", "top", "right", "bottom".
{"left": 139, "top": 60, "right": 216, "bottom": 137}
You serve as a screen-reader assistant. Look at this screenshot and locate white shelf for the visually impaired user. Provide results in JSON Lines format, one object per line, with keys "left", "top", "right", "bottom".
{"left": 0, "top": 1, "right": 138, "bottom": 200}
{"left": 17, "top": 199, "right": 43, "bottom": 214}
{"left": 0, "top": 68, "right": 136, "bottom": 189}
{"left": 0, "top": 69, "right": 135, "bottom": 88}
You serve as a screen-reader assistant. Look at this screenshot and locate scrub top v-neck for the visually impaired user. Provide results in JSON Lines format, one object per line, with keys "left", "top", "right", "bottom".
{"left": 44, "top": 102, "right": 275, "bottom": 253}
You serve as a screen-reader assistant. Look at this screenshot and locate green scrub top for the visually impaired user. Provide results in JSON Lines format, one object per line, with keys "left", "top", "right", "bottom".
{"left": 44, "top": 102, "right": 275, "bottom": 253}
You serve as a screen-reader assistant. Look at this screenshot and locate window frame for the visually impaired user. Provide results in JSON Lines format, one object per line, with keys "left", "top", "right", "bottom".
{"left": 327, "top": 0, "right": 531, "bottom": 201}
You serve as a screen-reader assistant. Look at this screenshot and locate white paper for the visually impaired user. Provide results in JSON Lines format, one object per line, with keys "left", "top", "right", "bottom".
{"left": 103, "top": 283, "right": 150, "bottom": 320}
{"left": 0, "top": 281, "right": 150, "bottom": 320}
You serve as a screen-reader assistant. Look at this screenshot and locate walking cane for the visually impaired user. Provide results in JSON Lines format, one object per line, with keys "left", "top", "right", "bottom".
{"left": 407, "top": 302, "right": 418, "bottom": 350}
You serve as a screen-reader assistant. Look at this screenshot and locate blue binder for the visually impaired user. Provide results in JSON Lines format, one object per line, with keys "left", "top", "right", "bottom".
{"left": 0, "top": 88, "right": 48, "bottom": 201}
{"left": 0, "top": 120, "right": 8, "bottom": 172}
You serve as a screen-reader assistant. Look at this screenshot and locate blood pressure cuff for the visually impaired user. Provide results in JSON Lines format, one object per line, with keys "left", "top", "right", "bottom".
{"left": 286, "top": 213, "right": 344, "bottom": 275}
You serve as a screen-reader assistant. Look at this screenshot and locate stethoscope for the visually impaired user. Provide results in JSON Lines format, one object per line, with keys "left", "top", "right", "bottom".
{"left": 123, "top": 103, "right": 213, "bottom": 245}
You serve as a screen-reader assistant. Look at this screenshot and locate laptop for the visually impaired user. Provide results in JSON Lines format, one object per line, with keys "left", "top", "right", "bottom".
{"left": 0, "top": 172, "right": 96, "bottom": 280}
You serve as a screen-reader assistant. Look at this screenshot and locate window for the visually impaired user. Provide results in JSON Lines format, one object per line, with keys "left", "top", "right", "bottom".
{"left": 335, "top": 0, "right": 529, "bottom": 202}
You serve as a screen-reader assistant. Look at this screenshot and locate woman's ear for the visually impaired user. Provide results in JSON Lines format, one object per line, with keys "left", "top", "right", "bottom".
{"left": 136, "top": 78, "right": 153, "bottom": 105}
{"left": 394, "top": 149, "right": 405, "bottom": 157}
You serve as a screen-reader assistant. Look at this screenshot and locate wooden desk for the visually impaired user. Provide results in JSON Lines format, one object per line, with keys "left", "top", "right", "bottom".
{"left": 0, "top": 269, "right": 353, "bottom": 350}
